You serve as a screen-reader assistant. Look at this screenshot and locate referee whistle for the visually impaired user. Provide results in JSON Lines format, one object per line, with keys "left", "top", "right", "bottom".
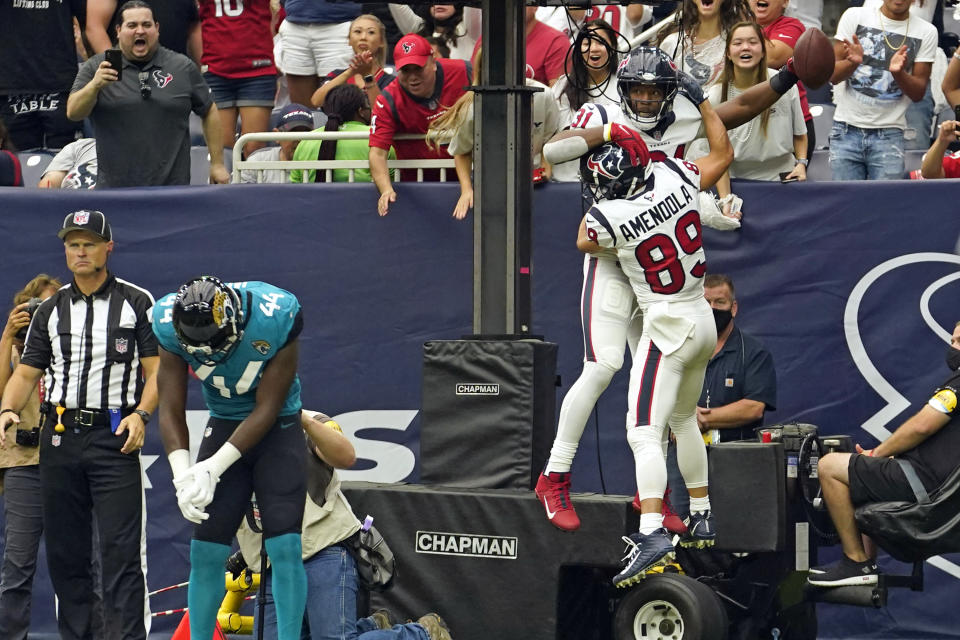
{"left": 55, "top": 405, "right": 65, "bottom": 433}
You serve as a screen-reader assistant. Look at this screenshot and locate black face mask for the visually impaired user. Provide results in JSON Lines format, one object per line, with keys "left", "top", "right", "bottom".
{"left": 713, "top": 308, "right": 733, "bottom": 334}
{"left": 947, "top": 346, "right": 960, "bottom": 372}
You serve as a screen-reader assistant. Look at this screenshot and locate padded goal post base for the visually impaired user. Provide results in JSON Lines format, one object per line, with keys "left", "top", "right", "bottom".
{"left": 420, "top": 339, "right": 558, "bottom": 490}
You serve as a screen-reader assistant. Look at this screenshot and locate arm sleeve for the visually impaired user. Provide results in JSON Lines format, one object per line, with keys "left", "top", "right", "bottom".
{"left": 917, "top": 25, "right": 939, "bottom": 63}
{"left": 768, "top": 20, "right": 802, "bottom": 48}
{"left": 928, "top": 372, "right": 960, "bottom": 415}
{"left": 368, "top": 94, "right": 397, "bottom": 150}
{"left": 834, "top": 7, "right": 857, "bottom": 41}
{"left": 71, "top": 57, "right": 99, "bottom": 94}
{"left": 585, "top": 208, "right": 616, "bottom": 248}
{"left": 742, "top": 343, "right": 777, "bottom": 410}
{"left": 135, "top": 292, "right": 160, "bottom": 358}
{"left": 189, "top": 61, "right": 214, "bottom": 116}
{"left": 19, "top": 303, "right": 54, "bottom": 370}
{"left": 44, "top": 142, "right": 80, "bottom": 174}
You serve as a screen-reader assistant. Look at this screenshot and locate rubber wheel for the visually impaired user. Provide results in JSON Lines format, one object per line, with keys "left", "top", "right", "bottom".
{"left": 614, "top": 573, "right": 727, "bottom": 640}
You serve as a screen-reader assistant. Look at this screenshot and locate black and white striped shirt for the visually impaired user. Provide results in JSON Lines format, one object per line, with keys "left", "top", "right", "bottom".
{"left": 20, "top": 273, "right": 159, "bottom": 410}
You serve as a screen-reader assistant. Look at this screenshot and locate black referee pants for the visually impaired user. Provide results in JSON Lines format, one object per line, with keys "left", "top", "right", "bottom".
{"left": 39, "top": 419, "right": 148, "bottom": 640}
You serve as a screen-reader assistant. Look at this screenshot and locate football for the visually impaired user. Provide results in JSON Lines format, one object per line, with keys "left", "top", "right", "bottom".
{"left": 792, "top": 28, "right": 835, "bottom": 90}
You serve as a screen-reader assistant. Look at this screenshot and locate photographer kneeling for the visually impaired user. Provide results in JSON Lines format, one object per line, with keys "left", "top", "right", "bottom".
{"left": 235, "top": 410, "right": 454, "bottom": 640}
{"left": 0, "top": 275, "right": 61, "bottom": 638}
{"left": 810, "top": 321, "right": 960, "bottom": 587}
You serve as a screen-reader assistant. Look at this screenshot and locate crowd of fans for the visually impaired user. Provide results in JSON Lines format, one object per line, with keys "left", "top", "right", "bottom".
{"left": 2, "top": 0, "right": 960, "bottom": 197}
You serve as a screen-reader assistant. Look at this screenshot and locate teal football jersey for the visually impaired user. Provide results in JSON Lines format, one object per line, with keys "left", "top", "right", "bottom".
{"left": 153, "top": 281, "right": 302, "bottom": 420}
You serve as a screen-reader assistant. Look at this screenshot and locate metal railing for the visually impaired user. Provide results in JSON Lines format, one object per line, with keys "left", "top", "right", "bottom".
{"left": 231, "top": 131, "right": 456, "bottom": 184}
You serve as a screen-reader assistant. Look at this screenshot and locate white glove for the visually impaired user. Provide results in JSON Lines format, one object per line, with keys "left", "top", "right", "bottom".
{"left": 699, "top": 192, "right": 742, "bottom": 231}
{"left": 169, "top": 449, "right": 208, "bottom": 524}
{"left": 179, "top": 443, "right": 242, "bottom": 512}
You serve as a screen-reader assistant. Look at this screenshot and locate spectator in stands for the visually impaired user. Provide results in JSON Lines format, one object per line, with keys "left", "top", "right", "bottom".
{"left": 709, "top": 21, "right": 807, "bottom": 206}
{"left": 919, "top": 118, "right": 960, "bottom": 178}
{"left": 66, "top": 0, "right": 230, "bottom": 187}
{"left": 664, "top": 273, "right": 776, "bottom": 520}
{"left": 360, "top": 3, "right": 407, "bottom": 64}
{"left": 863, "top": 0, "right": 938, "bottom": 150}
{"left": 785, "top": 0, "right": 822, "bottom": 31}
{"left": 311, "top": 14, "right": 396, "bottom": 110}
{"left": 388, "top": 3, "right": 482, "bottom": 62}
{"left": 292, "top": 85, "right": 392, "bottom": 183}
{"left": 239, "top": 103, "right": 314, "bottom": 184}
{"left": 0, "top": 0, "right": 85, "bottom": 150}
{"left": 551, "top": 19, "right": 624, "bottom": 182}
{"left": 472, "top": 7, "right": 569, "bottom": 86}
{"left": 749, "top": 0, "right": 816, "bottom": 157}
{"left": 85, "top": 0, "right": 201, "bottom": 62}
{"left": 38, "top": 138, "right": 98, "bottom": 189}
{"left": 658, "top": 0, "right": 755, "bottom": 90}
{"left": 370, "top": 34, "right": 470, "bottom": 216}
{"left": 0, "top": 121, "right": 23, "bottom": 187}
{"left": 828, "top": 0, "right": 937, "bottom": 180}
{"left": 0, "top": 275, "right": 63, "bottom": 640}
{"left": 425, "top": 48, "right": 559, "bottom": 219}
{"left": 278, "top": 0, "right": 360, "bottom": 107}
{"left": 237, "top": 410, "right": 453, "bottom": 640}
{"left": 198, "top": 0, "right": 278, "bottom": 158}
{"left": 538, "top": 5, "right": 651, "bottom": 42}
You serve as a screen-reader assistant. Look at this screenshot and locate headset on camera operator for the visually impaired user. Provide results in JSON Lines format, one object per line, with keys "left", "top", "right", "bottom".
{"left": 0, "top": 274, "right": 61, "bottom": 639}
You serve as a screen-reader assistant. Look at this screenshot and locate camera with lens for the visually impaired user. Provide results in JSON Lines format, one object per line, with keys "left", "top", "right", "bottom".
{"left": 15, "top": 427, "right": 40, "bottom": 448}
{"left": 14, "top": 298, "right": 42, "bottom": 342}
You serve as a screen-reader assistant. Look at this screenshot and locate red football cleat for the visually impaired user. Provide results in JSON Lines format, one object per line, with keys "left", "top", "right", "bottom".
{"left": 632, "top": 488, "right": 688, "bottom": 536}
{"left": 535, "top": 472, "right": 580, "bottom": 531}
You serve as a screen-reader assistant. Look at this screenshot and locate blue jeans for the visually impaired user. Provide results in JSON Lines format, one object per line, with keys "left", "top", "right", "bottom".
{"left": 828, "top": 122, "right": 905, "bottom": 180}
{"left": 903, "top": 84, "right": 934, "bottom": 151}
{"left": 257, "top": 545, "right": 428, "bottom": 640}
{"left": 0, "top": 466, "right": 43, "bottom": 640}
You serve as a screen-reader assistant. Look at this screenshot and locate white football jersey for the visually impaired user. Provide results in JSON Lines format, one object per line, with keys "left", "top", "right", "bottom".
{"left": 584, "top": 158, "right": 706, "bottom": 310}
{"left": 565, "top": 73, "right": 706, "bottom": 164}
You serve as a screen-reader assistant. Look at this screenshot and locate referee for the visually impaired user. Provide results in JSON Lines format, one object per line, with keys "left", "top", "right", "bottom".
{"left": 0, "top": 210, "right": 158, "bottom": 640}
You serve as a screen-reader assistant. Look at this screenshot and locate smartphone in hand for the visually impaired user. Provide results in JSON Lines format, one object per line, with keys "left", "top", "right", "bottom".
{"left": 779, "top": 172, "right": 798, "bottom": 183}
{"left": 105, "top": 48, "right": 123, "bottom": 80}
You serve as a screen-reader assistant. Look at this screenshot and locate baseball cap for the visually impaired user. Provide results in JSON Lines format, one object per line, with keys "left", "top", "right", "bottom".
{"left": 394, "top": 34, "right": 432, "bottom": 69}
{"left": 277, "top": 103, "right": 315, "bottom": 131}
{"left": 58, "top": 209, "right": 112, "bottom": 241}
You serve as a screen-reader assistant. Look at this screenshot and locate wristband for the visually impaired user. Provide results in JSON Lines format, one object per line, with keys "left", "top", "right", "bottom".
{"left": 168, "top": 449, "right": 191, "bottom": 478}
{"left": 770, "top": 66, "right": 798, "bottom": 95}
{"left": 603, "top": 123, "right": 612, "bottom": 142}
{"left": 133, "top": 409, "right": 151, "bottom": 424}
{"left": 0, "top": 408, "right": 19, "bottom": 418}
{"left": 207, "top": 442, "right": 242, "bottom": 477}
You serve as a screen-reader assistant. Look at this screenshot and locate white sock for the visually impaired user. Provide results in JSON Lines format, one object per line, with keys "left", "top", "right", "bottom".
{"left": 639, "top": 513, "right": 664, "bottom": 535}
{"left": 545, "top": 440, "right": 579, "bottom": 474}
{"left": 689, "top": 496, "right": 711, "bottom": 514}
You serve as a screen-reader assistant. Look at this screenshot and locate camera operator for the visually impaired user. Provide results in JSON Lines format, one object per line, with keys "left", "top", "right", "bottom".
{"left": 0, "top": 275, "right": 61, "bottom": 640}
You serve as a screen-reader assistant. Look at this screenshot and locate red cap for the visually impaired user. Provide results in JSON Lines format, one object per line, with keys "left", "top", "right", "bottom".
{"left": 394, "top": 34, "right": 432, "bottom": 69}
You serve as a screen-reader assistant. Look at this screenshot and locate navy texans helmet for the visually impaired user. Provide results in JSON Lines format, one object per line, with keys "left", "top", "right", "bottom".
{"left": 617, "top": 46, "right": 680, "bottom": 129}
{"left": 581, "top": 142, "right": 651, "bottom": 202}
{"left": 173, "top": 276, "right": 243, "bottom": 365}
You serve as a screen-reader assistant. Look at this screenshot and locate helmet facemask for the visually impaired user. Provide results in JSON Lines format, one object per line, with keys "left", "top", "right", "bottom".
{"left": 173, "top": 276, "right": 244, "bottom": 366}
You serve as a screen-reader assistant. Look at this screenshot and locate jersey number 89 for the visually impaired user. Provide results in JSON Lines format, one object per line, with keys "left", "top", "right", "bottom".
{"left": 634, "top": 210, "right": 705, "bottom": 294}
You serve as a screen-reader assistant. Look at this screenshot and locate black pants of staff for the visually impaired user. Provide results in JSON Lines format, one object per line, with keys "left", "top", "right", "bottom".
{"left": 39, "top": 416, "right": 148, "bottom": 640}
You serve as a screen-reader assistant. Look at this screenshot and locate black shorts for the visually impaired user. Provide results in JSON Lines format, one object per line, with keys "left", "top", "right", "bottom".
{"left": 194, "top": 413, "right": 306, "bottom": 545}
{"left": 847, "top": 454, "right": 917, "bottom": 506}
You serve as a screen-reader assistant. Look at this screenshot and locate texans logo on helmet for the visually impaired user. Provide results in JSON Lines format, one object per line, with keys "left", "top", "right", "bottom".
{"left": 152, "top": 70, "right": 173, "bottom": 88}
{"left": 586, "top": 148, "right": 623, "bottom": 180}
